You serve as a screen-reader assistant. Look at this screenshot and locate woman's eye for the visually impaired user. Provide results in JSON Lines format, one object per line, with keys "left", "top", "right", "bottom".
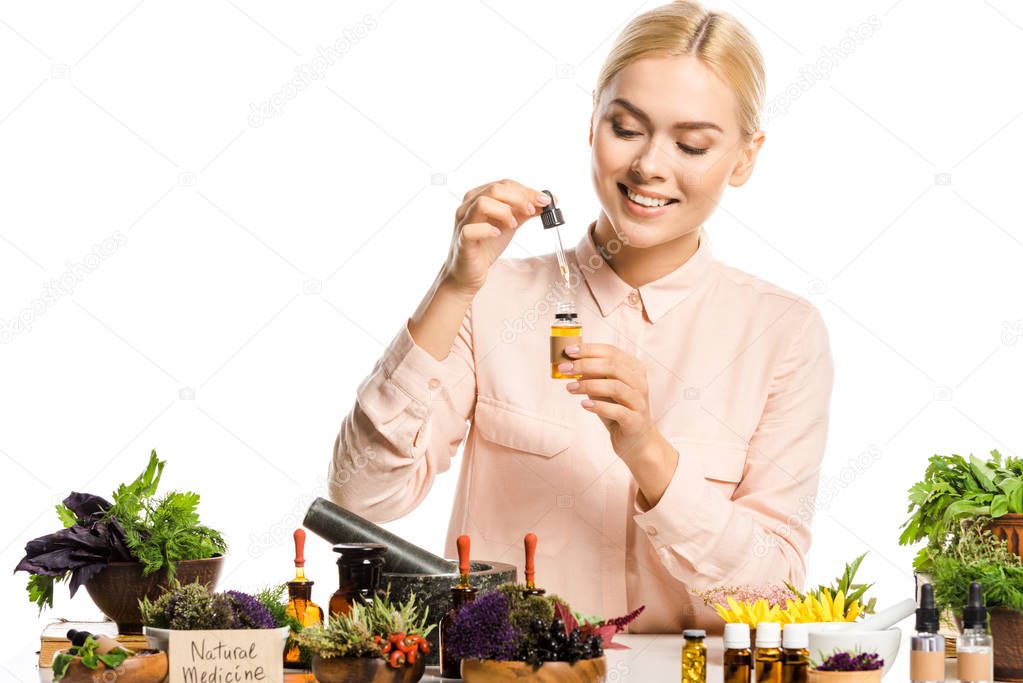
{"left": 678, "top": 143, "right": 708, "bottom": 156}
{"left": 612, "top": 123, "right": 639, "bottom": 138}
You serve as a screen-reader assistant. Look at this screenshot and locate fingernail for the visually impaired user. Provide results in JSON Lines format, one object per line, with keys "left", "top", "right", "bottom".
{"left": 565, "top": 345, "right": 580, "bottom": 355}
{"left": 566, "top": 381, "right": 580, "bottom": 391}
{"left": 581, "top": 399, "right": 595, "bottom": 408}
{"left": 537, "top": 192, "right": 551, "bottom": 205}
{"left": 558, "top": 362, "right": 573, "bottom": 372}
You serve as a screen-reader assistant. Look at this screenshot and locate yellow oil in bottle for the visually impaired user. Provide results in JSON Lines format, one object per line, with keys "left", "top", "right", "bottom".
{"left": 681, "top": 630, "right": 707, "bottom": 683}
{"left": 550, "top": 302, "right": 582, "bottom": 379}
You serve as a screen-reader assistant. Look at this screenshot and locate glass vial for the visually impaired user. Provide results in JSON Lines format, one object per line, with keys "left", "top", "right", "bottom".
{"left": 681, "top": 629, "right": 707, "bottom": 683}
{"left": 755, "top": 622, "right": 783, "bottom": 683}
{"left": 550, "top": 301, "right": 582, "bottom": 379}
{"left": 723, "top": 623, "right": 752, "bottom": 683}
{"left": 957, "top": 581, "right": 993, "bottom": 683}
{"left": 911, "top": 583, "right": 945, "bottom": 683}
{"left": 781, "top": 623, "right": 809, "bottom": 683}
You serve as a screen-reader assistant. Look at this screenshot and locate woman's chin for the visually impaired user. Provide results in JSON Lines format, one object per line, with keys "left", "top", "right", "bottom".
{"left": 607, "top": 214, "right": 673, "bottom": 249}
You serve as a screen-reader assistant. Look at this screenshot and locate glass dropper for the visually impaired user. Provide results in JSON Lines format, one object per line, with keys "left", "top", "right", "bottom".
{"left": 539, "top": 189, "right": 571, "bottom": 289}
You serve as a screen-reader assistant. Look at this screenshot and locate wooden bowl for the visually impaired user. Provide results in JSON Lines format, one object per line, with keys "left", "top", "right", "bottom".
{"left": 55, "top": 649, "right": 168, "bottom": 683}
{"left": 310, "top": 654, "right": 426, "bottom": 683}
{"left": 808, "top": 670, "right": 882, "bottom": 683}
{"left": 85, "top": 555, "right": 224, "bottom": 634}
{"left": 461, "top": 656, "right": 607, "bottom": 682}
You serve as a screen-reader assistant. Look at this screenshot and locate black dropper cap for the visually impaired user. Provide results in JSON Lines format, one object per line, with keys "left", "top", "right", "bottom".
{"left": 540, "top": 190, "right": 564, "bottom": 229}
{"left": 66, "top": 629, "right": 91, "bottom": 647}
{"left": 963, "top": 581, "right": 988, "bottom": 630}
{"left": 916, "top": 583, "right": 939, "bottom": 632}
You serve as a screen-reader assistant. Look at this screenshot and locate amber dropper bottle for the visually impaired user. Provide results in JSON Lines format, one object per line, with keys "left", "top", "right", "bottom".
{"left": 755, "top": 622, "right": 783, "bottom": 683}
{"left": 723, "top": 623, "right": 752, "bottom": 683}
{"left": 284, "top": 529, "right": 324, "bottom": 668}
{"left": 439, "top": 534, "right": 476, "bottom": 679}
{"left": 781, "top": 623, "right": 809, "bottom": 683}
{"left": 523, "top": 532, "right": 545, "bottom": 596}
{"left": 541, "top": 190, "right": 584, "bottom": 381}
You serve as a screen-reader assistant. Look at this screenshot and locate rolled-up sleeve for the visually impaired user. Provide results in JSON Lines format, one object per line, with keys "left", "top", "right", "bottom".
{"left": 632, "top": 305, "right": 834, "bottom": 590}
{"left": 329, "top": 308, "right": 477, "bottom": 523}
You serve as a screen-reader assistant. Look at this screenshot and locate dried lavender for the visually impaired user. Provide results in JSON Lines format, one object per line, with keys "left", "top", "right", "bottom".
{"left": 445, "top": 591, "right": 522, "bottom": 661}
{"left": 225, "top": 590, "right": 278, "bottom": 629}
{"left": 814, "top": 650, "right": 884, "bottom": 671}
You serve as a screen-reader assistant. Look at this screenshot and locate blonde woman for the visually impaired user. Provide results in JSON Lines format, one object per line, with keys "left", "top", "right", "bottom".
{"left": 329, "top": 0, "right": 832, "bottom": 632}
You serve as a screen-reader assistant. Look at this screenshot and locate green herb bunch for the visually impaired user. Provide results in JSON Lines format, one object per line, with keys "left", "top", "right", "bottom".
{"left": 140, "top": 580, "right": 236, "bottom": 630}
{"left": 295, "top": 588, "right": 434, "bottom": 660}
{"left": 900, "top": 450, "right": 1023, "bottom": 572}
{"left": 104, "top": 450, "right": 226, "bottom": 579}
{"left": 931, "top": 518, "right": 1023, "bottom": 615}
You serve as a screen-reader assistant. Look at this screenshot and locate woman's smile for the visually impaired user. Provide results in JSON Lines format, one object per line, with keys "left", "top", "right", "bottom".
{"left": 618, "top": 182, "right": 681, "bottom": 218}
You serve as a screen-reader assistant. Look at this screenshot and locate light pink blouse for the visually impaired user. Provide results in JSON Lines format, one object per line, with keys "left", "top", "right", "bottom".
{"left": 330, "top": 221, "right": 833, "bottom": 633}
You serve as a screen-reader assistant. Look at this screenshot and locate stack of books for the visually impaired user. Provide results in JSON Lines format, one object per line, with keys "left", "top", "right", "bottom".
{"left": 38, "top": 619, "right": 149, "bottom": 667}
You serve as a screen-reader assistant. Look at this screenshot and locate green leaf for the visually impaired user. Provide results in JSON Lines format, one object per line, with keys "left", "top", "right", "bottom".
{"left": 991, "top": 495, "right": 1010, "bottom": 518}
{"left": 51, "top": 653, "right": 73, "bottom": 681}
{"left": 97, "top": 650, "right": 129, "bottom": 669}
{"left": 55, "top": 503, "right": 78, "bottom": 528}
{"left": 971, "top": 455, "right": 998, "bottom": 492}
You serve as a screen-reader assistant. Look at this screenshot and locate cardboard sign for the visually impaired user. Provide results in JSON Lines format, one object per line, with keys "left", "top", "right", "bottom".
{"left": 168, "top": 629, "right": 283, "bottom": 683}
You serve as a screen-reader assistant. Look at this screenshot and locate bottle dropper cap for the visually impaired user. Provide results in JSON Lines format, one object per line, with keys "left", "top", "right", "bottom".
{"left": 723, "top": 623, "right": 750, "bottom": 649}
{"left": 539, "top": 190, "right": 564, "bottom": 229}
{"left": 916, "top": 583, "right": 940, "bottom": 632}
{"left": 755, "top": 621, "right": 781, "bottom": 648}
{"left": 963, "top": 581, "right": 987, "bottom": 629}
{"left": 782, "top": 623, "right": 808, "bottom": 649}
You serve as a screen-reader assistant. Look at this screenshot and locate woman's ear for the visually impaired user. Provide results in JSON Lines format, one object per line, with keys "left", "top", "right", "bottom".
{"left": 729, "top": 130, "right": 765, "bottom": 187}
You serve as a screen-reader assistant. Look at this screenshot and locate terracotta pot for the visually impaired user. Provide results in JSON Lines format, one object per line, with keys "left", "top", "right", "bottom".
{"left": 85, "top": 556, "right": 224, "bottom": 634}
{"left": 989, "top": 606, "right": 1023, "bottom": 681}
{"left": 310, "top": 654, "right": 426, "bottom": 683}
{"left": 460, "top": 656, "right": 607, "bottom": 682}
{"left": 56, "top": 648, "right": 168, "bottom": 683}
{"left": 989, "top": 513, "right": 1023, "bottom": 561}
{"left": 807, "top": 670, "right": 881, "bottom": 683}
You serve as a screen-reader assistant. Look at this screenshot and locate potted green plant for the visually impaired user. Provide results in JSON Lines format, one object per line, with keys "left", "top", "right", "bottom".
{"left": 930, "top": 518, "right": 1023, "bottom": 680}
{"left": 14, "top": 450, "right": 227, "bottom": 633}
{"left": 294, "top": 589, "right": 433, "bottom": 683}
{"left": 900, "top": 449, "right": 1023, "bottom": 573}
{"left": 808, "top": 650, "right": 884, "bottom": 682}
{"left": 445, "top": 583, "right": 642, "bottom": 682}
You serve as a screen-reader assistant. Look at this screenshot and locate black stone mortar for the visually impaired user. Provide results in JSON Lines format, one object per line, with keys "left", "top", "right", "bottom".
{"left": 381, "top": 559, "right": 517, "bottom": 666}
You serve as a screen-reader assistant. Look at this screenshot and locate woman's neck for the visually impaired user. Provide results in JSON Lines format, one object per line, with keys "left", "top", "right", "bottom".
{"left": 592, "top": 213, "right": 702, "bottom": 288}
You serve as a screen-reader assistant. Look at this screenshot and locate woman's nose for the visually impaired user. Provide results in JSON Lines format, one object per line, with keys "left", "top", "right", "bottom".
{"left": 630, "top": 137, "right": 674, "bottom": 182}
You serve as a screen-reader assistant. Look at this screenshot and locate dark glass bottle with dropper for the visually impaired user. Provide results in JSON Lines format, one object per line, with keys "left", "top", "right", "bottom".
{"left": 910, "top": 583, "right": 944, "bottom": 683}
{"left": 957, "top": 581, "right": 993, "bottom": 683}
{"left": 439, "top": 534, "right": 476, "bottom": 679}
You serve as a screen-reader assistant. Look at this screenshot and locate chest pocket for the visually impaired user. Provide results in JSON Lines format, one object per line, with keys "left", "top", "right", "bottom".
{"left": 473, "top": 395, "right": 573, "bottom": 458}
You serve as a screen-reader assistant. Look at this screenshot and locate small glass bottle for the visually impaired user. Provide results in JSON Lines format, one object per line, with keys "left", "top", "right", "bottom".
{"left": 957, "top": 581, "right": 993, "bottom": 683}
{"left": 681, "top": 629, "right": 707, "bottom": 683}
{"left": 723, "top": 623, "right": 752, "bottom": 683}
{"left": 550, "top": 302, "right": 583, "bottom": 379}
{"left": 755, "top": 622, "right": 783, "bottom": 683}
{"left": 911, "top": 583, "right": 945, "bottom": 683}
{"left": 439, "top": 535, "right": 477, "bottom": 679}
{"left": 284, "top": 530, "right": 324, "bottom": 668}
{"left": 328, "top": 543, "right": 387, "bottom": 617}
{"left": 781, "top": 623, "right": 809, "bottom": 683}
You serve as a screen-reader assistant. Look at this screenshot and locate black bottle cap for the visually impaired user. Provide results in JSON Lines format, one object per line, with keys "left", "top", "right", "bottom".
{"left": 540, "top": 190, "right": 564, "bottom": 229}
{"left": 66, "top": 629, "right": 91, "bottom": 647}
{"left": 963, "top": 581, "right": 988, "bottom": 629}
{"left": 916, "top": 583, "right": 940, "bottom": 632}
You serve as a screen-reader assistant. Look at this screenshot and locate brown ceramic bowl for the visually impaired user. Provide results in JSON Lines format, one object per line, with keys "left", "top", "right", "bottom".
{"left": 55, "top": 648, "right": 168, "bottom": 683}
{"left": 460, "top": 656, "right": 607, "bottom": 682}
{"left": 311, "top": 654, "right": 426, "bottom": 683}
{"left": 84, "top": 555, "right": 224, "bottom": 634}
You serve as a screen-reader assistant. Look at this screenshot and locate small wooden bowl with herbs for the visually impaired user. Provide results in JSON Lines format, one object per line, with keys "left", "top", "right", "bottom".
{"left": 51, "top": 635, "right": 168, "bottom": 683}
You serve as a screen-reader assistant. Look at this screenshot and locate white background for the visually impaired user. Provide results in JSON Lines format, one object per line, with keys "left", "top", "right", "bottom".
{"left": 1, "top": 0, "right": 1022, "bottom": 680}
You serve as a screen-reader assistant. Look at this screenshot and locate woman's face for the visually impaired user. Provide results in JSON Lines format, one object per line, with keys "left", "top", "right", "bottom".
{"left": 590, "top": 53, "right": 765, "bottom": 249}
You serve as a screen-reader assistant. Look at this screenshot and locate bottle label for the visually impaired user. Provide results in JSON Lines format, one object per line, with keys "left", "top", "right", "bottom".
{"left": 550, "top": 334, "right": 582, "bottom": 364}
{"left": 910, "top": 650, "right": 945, "bottom": 681}
{"left": 958, "top": 651, "right": 993, "bottom": 682}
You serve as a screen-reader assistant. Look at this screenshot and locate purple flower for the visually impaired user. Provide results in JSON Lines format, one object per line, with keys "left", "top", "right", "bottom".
{"left": 225, "top": 590, "right": 277, "bottom": 629}
{"left": 815, "top": 650, "right": 884, "bottom": 671}
{"left": 445, "top": 591, "right": 522, "bottom": 661}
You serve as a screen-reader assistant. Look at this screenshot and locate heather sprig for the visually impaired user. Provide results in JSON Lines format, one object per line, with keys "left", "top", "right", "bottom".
{"left": 445, "top": 591, "right": 522, "bottom": 662}
{"left": 225, "top": 590, "right": 277, "bottom": 629}
{"left": 813, "top": 649, "right": 884, "bottom": 671}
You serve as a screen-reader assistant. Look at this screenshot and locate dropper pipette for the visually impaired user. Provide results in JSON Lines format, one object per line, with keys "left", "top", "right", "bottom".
{"left": 539, "top": 190, "right": 571, "bottom": 289}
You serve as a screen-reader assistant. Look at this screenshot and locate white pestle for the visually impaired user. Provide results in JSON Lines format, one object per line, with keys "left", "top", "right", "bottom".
{"left": 834, "top": 598, "right": 917, "bottom": 631}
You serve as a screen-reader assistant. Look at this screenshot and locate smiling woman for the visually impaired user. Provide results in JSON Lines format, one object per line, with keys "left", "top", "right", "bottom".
{"left": 328, "top": 0, "right": 833, "bottom": 635}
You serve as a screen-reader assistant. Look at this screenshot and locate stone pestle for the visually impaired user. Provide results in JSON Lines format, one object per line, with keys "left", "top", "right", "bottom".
{"left": 303, "top": 497, "right": 453, "bottom": 575}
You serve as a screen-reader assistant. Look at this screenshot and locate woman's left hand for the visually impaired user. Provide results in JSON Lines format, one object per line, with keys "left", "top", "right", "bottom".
{"left": 559, "top": 343, "right": 658, "bottom": 460}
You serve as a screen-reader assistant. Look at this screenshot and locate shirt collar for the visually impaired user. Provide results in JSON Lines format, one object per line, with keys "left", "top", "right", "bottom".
{"left": 573, "top": 220, "right": 715, "bottom": 324}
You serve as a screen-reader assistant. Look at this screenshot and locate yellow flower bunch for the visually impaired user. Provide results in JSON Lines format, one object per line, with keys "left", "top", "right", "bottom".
{"left": 713, "top": 588, "right": 863, "bottom": 626}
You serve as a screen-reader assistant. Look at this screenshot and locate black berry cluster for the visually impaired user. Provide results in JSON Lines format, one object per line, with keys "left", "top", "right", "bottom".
{"left": 519, "top": 617, "right": 603, "bottom": 666}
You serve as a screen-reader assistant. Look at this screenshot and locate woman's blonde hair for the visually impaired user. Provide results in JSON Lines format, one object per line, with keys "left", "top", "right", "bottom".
{"left": 594, "top": 0, "right": 765, "bottom": 139}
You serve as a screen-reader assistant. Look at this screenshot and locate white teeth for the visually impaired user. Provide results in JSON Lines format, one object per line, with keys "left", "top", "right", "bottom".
{"left": 625, "top": 186, "right": 671, "bottom": 208}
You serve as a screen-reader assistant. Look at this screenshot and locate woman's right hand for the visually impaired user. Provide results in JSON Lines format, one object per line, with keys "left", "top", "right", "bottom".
{"left": 442, "top": 180, "right": 555, "bottom": 296}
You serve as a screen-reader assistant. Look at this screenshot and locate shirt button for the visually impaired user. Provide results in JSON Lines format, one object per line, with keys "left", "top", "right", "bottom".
{"left": 646, "top": 525, "right": 658, "bottom": 536}
{"left": 427, "top": 378, "right": 441, "bottom": 390}
{"left": 627, "top": 291, "right": 640, "bottom": 306}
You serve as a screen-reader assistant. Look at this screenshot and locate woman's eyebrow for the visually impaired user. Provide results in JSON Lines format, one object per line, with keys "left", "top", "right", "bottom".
{"left": 609, "top": 97, "right": 723, "bottom": 132}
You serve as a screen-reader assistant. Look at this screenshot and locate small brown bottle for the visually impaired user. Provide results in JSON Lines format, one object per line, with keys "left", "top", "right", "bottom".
{"left": 781, "top": 623, "right": 809, "bottom": 683}
{"left": 439, "top": 535, "right": 477, "bottom": 679}
{"left": 284, "top": 529, "right": 324, "bottom": 668}
{"left": 755, "top": 622, "right": 783, "bottom": 683}
{"left": 328, "top": 543, "right": 387, "bottom": 617}
{"left": 723, "top": 623, "right": 752, "bottom": 683}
